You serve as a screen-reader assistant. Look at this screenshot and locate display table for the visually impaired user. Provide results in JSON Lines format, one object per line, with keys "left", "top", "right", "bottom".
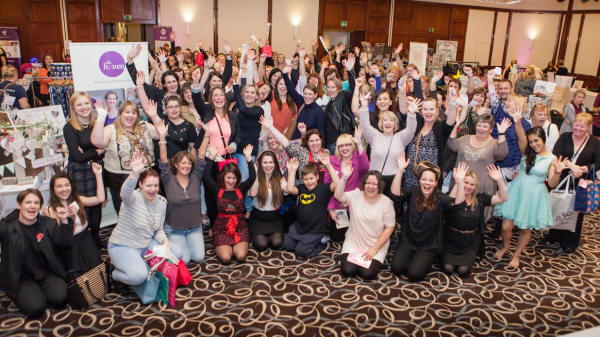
{"left": 0, "top": 178, "right": 50, "bottom": 218}
{"left": 566, "top": 88, "right": 598, "bottom": 110}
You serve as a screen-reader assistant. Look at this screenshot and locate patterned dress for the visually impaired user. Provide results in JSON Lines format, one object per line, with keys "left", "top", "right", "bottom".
{"left": 404, "top": 130, "right": 438, "bottom": 189}
{"left": 213, "top": 189, "right": 250, "bottom": 247}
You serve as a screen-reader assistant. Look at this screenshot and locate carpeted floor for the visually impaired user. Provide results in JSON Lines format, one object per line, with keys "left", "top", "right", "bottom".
{"left": 1, "top": 213, "right": 600, "bottom": 337}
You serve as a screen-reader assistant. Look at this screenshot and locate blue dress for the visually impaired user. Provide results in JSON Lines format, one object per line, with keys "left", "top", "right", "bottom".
{"left": 495, "top": 154, "right": 555, "bottom": 230}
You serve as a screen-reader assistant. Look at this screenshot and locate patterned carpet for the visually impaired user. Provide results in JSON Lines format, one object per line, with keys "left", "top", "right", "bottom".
{"left": 1, "top": 214, "right": 600, "bottom": 337}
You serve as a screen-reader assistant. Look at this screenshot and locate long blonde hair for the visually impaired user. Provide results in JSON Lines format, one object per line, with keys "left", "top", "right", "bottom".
{"left": 68, "top": 92, "right": 96, "bottom": 131}
{"left": 465, "top": 170, "right": 479, "bottom": 211}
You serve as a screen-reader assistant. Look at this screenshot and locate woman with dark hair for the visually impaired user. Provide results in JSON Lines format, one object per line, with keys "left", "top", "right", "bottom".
{"left": 261, "top": 114, "right": 330, "bottom": 181}
{"left": 36, "top": 54, "right": 53, "bottom": 104}
{"left": 0, "top": 47, "right": 7, "bottom": 68}
{"left": 180, "top": 82, "right": 201, "bottom": 129}
{"left": 248, "top": 150, "right": 286, "bottom": 251}
{"left": 389, "top": 155, "right": 466, "bottom": 282}
{"left": 156, "top": 119, "right": 209, "bottom": 264}
{"left": 270, "top": 76, "right": 297, "bottom": 136}
{"left": 108, "top": 151, "right": 180, "bottom": 287}
{"left": 334, "top": 166, "right": 395, "bottom": 280}
{"left": 323, "top": 53, "right": 356, "bottom": 152}
{"left": 495, "top": 119, "right": 569, "bottom": 267}
{"left": 44, "top": 165, "right": 105, "bottom": 277}
{"left": 548, "top": 112, "right": 600, "bottom": 252}
{"left": 203, "top": 144, "right": 256, "bottom": 264}
{"left": 0, "top": 189, "right": 73, "bottom": 317}
{"left": 127, "top": 44, "right": 182, "bottom": 119}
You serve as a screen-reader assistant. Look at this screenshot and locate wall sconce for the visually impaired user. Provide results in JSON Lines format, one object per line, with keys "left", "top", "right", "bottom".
{"left": 293, "top": 25, "right": 298, "bottom": 39}
{"left": 291, "top": 14, "right": 301, "bottom": 39}
{"left": 528, "top": 28, "right": 537, "bottom": 50}
{"left": 183, "top": 12, "right": 194, "bottom": 35}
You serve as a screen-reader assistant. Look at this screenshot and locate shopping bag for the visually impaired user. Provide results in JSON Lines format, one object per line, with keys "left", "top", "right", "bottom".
{"left": 177, "top": 260, "right": 192, "bottom": 286}
{"left": 155, "top": 271, "right": 169, "bottom": 305}
{"left": 132, "top": 271, "right": 160, "bottom": 304}
{"left": 67, "top": 261, "right": 109, "bottom": 309}
{"left": 550, "top": 176, "right": 578, "bottom": 232}
{"left": 575, "top": 165, "right": 600, "bottom": 214}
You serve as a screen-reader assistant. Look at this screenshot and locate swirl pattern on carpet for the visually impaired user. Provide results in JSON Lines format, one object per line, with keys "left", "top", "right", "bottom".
{"left": 1, "top": 214, "right": 600, "bottom": 336}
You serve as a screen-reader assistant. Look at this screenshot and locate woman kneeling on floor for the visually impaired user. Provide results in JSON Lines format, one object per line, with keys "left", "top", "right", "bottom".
{"left": 334, "top": 164, "right": 396, "bottom": 280}
{"left": 108, "top": 151, "right": 181, "bottom": 287}
{"left": 0, "top": 189, "right": 74, "bottom": 317}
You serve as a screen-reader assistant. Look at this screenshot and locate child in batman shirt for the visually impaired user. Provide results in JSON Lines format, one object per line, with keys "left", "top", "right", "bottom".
{"left": 283, "top": 156, "right": 339, "bottom": 258}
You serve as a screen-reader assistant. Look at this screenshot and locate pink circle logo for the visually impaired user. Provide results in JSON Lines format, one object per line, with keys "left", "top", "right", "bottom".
{"left": 99, "top": 51, "right": 125, "bottom": 77}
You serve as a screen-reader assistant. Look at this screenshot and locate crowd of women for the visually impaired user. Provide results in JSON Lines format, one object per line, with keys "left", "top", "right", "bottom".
{"left": 1, "top": 36, "right": 600, "bottom": 318}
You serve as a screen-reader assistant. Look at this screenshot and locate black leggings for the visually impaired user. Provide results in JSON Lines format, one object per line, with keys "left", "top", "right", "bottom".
{"left": 104, "top": 171, "right": 128, "bottom": 215}
{"left": 340, "top": 253, "right": 383, "bottom": 280}
{"left": 547, "top": 213, "right": 585, "bottom": 250}
{"left": 390, "top": 242, "right": 437, "bottom": 282}
{"left": 84, "top": 204, "right": 102, "bottom": 244}
{"left": 252, "top": 232, "right": 284, "bottom": 251}
{"left": 15, "top": 274, "right": 67, "bottom": 318}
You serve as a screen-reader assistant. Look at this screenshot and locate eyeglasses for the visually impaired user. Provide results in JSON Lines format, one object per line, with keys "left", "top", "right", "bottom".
{"left": 337, "top": 143, "right": 353, "bottom": 148}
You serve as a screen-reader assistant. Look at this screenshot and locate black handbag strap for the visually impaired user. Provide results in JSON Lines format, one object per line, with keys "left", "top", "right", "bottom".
{"left": 214, "top": 113, "right": 232, "bottom": 159}
{"left": 83, "top": 265, "right": 108, "bottom": 301}
{"left": 380, "top": 136, "right": 394, "bottom": 172}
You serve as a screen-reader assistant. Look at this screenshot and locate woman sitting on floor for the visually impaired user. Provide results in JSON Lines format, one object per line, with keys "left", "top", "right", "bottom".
{"left": 443, "top": 164, "right": 508, "bottom": 277}
{"left": 248, "top": 150, "right": 287, "bottom": 251}
{"left": 334, "top": 164, "right": 395, "bottom": 280}
{"left": 107, "top": 151, "right": 181, "bottom": 287}
{"left": 0, "top": 189, "right": 73, "bottom": 318}
{"left": 44, "top": 164, "right": 105, "bottom": 279}
{"left": 203, "top": 144, "right": 256, "bottom": 264}
{"left": 389, "top": 155, "right": 466, "bottom": 282}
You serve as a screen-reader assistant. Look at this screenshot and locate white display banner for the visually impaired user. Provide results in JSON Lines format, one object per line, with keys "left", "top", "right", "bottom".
{"left": 409, "top": 42, "right": 428, "bottom": 75}
{"left": 70, "top": 42, "right": 149, "bottom": 92}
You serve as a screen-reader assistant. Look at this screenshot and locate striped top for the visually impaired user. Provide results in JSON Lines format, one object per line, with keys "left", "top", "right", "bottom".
{"left": 108, "top": 173, "right": 168, "bottom": 248}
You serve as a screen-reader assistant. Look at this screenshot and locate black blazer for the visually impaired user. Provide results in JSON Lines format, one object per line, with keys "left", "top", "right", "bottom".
{"left": 553, "top": 133, "right": 600, "bottom": 182}
{"left": 0, "top": 213, "right": 73, "bottom": 299}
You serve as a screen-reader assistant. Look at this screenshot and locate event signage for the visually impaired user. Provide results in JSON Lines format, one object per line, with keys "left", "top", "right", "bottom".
{"left": 436, "top": 40, "right": 457, "bottom": 62}
{"left": 70, "top": 42, "right": 149, "bottom": 92}
{"left": 409, "top": 42, "right": 428, "bottom": 76}
{"left": 0, "top": 27, "right": 21, "bottom": 69}
{"left": 154, "top": 26, "right": 172, "bottom": 51}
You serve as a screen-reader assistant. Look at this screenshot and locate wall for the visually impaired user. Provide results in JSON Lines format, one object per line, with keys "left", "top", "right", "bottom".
{"left": 159, "top": 0, "right": 213, "bottom": 51}
{"left": 490, "top": 12, "right": 508, "bottom": 67}
{"left": 463, "top": 9, "right": 494, "bottom": 65}
{"left": 574, "top": 14, "right": 600, "bottom": 76}
{"left": 564, "top": 13, "right": 581, "bottom": 71}
{"left": 272, "top": 0, "right": 320, "bottom": 56}
{"left": 218, "top": 0, "right": 268, "bottom": 52}
{"left": 411, "top": 0, "right": 566, "bottom": 11}
{"left": 505, "top": 13, "right": 561, "bottom": 68}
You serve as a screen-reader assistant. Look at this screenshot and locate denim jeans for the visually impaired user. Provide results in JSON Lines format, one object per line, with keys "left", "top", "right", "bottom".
{"left": 108, "top": 239, "right": 161, "bottom": 286}
{"left": 163, "top": 223, "right": 205, "bottom": 264}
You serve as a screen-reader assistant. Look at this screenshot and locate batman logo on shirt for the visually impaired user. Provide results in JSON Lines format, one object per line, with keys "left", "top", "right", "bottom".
{"left": 299, "top": 193, "right": 316, "bottom": 205}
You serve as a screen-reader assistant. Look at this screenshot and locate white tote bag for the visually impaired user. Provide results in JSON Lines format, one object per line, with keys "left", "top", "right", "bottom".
{"left": 550, "top": 176, "right": 578, "bottom": 232}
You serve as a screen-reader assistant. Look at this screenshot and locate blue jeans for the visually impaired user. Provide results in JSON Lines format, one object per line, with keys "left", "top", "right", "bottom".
{"left": 164, "top": 223, "right": 205, "bottom": 264}
{"left": 108, "top": 239, "right": 161, "bottom": 286}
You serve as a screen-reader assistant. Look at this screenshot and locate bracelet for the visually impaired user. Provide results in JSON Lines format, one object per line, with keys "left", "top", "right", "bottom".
{"left": 158, "top": 140, "right": 167, "bottom": 145}
{"left": 498, "top": 132, "right": 506, "bottom": 136}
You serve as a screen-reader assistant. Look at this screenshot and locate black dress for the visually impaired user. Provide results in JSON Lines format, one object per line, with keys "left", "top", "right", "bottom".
{"left": 442, "top": 194, "right": 492, "bottom": 266}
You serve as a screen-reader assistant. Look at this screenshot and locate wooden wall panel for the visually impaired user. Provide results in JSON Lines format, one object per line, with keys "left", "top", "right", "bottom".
{"left": 29, "top": 0, "right": 63, "bottom": 60}
{"left": 67, "top": 0, "right": 100, "bottom": 42}
{"left": 346, "top": 1, "right": 367, "bottom": 31}
{"left": 365, "top": 0, "right": 390, "bottom": 44}
{"left": 131, "top": 0, "right": 156, "bottom": 22}
{"left": 68, "top": 3, "right": 97, "bottom": 22}
{"left": 100, "top": 0, "right": 124, "bottom": 22}
{"left": 323, "top": 2, "right": 344, "bottom": 29}
{"left": 0, "top": 0, "right": 29, "bottom": 21}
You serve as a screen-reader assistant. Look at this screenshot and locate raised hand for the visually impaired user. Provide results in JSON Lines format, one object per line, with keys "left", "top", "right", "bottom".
{"left": 318, "top": 152, "right": 330, "bottom": 167}
{"left": 155, "top": 119, "right": 168, "bottom": 140}
{"left": 148, "top": 55, "right": 158, "bottom": 69}
{"left": 206, "top": 55, "right": 216, "bottom": 69}
{"left": 341, "top": 161, "right": 354, "bottom": 178}
{"left": 287, "top": 157, "right": 299, "bottom": 172}
{"left": 487, "top": 164, "right": 503, "bottom": 182}
{"left": 359, "top": 92, "right": 372, "bottom": 107}
{"left": 394, "top": 42, "right": 403, "bottom": 55}
{"left": 192, "top": 68, "right": 202, "bottom": 82}
{"left": 487, "top": 69, "right": 495, "bottom": 78}
{"left": 91, "top": 162, "right": 103, "bottom": 175}
{"left": 56, "top": 206, "right": 68, "bottom": 223}
{"left": 355, "top": 76, "right": 365, "bottom": 87}
{"left": 345, "top": 53, "right": 356, "bottom": 71}
{"left": 554, "top": 155, "right": 569, "bottom": 174}
{"left": 197, "top": 39, "right": 204, "bottom": 50}
{"left": 368, "top": 77, "right": 376, "bottom": 87}
{"left": 396, "top": 152, "right": 410, "bottom": 172}
{"left": 311, "top": 40, "right": 318, "bottom": 53}
{"left": 321, "top": 59, "right": 330, "bottom": 69}
{"left": 157, "top": 50, "right": 167, "bottom": 64}
{"left": 353, "top": 125, "right": 363, "bottom": 145}
{"left": 497, "top": 118, "right": 512, "bottom": 134}
{"left": 407, "top": 97, "right": 422, "bottom": 114}
{"left": 207, "top": 143, "right": 219, "bottom": 160}
{"left": 448, "top": 87, "right": 458, "bottom": 102}
{"left": 335, "top": 43, "right": 345, "bottom": 55}
{"left": 130, "top": 150, "right": 147, "bottom": 175}
{"left": 176, "top": 51, "right": 184, "bottom": 64}
{"left": 127, "top": 44, "right": 142, "bottom": 63}
{"left": 95, "top": 100, "right": 107, "bottom": 121}
{"left": 453, "top": 162, "right": 469, "bottom": 183}
{"left": 223, "top": 41, "right": 231, "bottom": 55}
{"left": 297, "top": 122, "right": 307, "bottom": 135}
{"left": 298, "top": 47, "right": 306, "bottom": 59}
{"left": 136, "top": 71, "right": 146, "bottom": 87}
{"left": 282, "top": 63, "right": 293, "bottom": 74}
{"left": 243, "top": 144, "right": 254, "bottom": 161}
{"left": 144, "top": 100, "right": 158, "bottom": 120}
{"left": 67, "top": 203, "right": 78, "bottom": 219}
{"left": 259, "top": 54, "right": 267, "bottom": 64}
{"left": 410, "top": 67, "right": 420, "bottom": 80}
{"left": 432, "top": 71, "right": 444, "bottom": 83}
{"left": 259, "top": 115, "right": 274, "bottom": 129}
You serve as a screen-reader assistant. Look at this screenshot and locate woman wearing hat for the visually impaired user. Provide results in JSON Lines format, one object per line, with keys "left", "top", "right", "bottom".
{"left": 389, "top": 154, "right": 466, "bottom": 282}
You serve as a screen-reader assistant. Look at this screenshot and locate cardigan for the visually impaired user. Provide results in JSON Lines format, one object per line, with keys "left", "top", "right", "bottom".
{"left": 0, "top": 214, "right": 73, "bottom": 299}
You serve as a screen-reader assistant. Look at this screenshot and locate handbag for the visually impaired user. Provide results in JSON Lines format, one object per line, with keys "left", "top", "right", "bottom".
{"left": 214, "top": 113, "right": 239, "bottom": 171}
{"left": 132, "top": 271, "right": 161, "bottom": 304}
{"left": 67, "top": 261, "right": 110, "bottom": 309}
{"left": 177, "top": 260, "right": 192, "bottom": 286}
{"left": 550, "top": 176, "right": 578, "bottom": 232}
{"left": 144, "top": 249, "right": 179, "bottom": 307}
{"left": 575, "top": 165, "right": 600, "bottom": 214}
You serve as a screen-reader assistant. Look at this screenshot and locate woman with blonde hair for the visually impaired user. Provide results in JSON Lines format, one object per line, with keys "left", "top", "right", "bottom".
{"left": 529, "top": 103, "right": 559, "bottom": 151}
{"left": 91, "top": 100, "right": 158, "bottom": 213}
{"left": 560, "top": 89, "right": 587, "bottom": 134}
{"left": 64, "top": 91, "right": 106, "bottom": 247}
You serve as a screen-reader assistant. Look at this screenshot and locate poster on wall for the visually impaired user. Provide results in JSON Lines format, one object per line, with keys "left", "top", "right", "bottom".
{"left": 0, "top": 27, "right": 21, "bottom": 69}
{"left": 154, "top": 26, "right": 172, "bottom": 52}
{"left": 69, "top": 42, "right": 149, "bottom": 94}
{"left": 436, "top": 40, "right": 457, "bottom": 62}
{"left": 409, "top": 42, "right": 428, "bottom": 75}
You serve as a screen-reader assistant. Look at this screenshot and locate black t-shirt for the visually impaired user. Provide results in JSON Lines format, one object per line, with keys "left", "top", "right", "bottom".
{"left": 0, "top": 80, "right": 27, "bottom": 109}
{"left": 444, "top": 193, "right": 492, "bottom": 255}
{"left": 63, "top": 123, "right": 103, "bottom": 164}
{"left": 296, "top": 183, "right": 332, "bottom": 235}
{"left": 154, "top": 118, "right": 198, "bottom": 159}
{"left": 21, "top": 221, "right": 51, "bottom": 281}
{"left": 394, "top": 187, "right": 454, "bottom": 251}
